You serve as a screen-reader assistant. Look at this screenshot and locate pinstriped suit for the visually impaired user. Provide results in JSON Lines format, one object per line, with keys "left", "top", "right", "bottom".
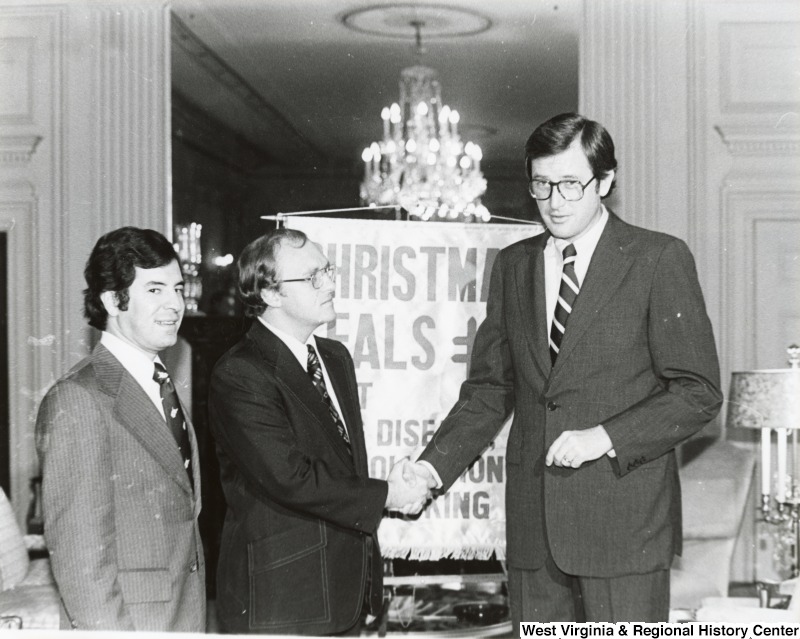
{"left": 35, "top": 343, "right": 206, "bottom": 631}
{"left": 419, "top": 212, "right": 722, "bottom": 608}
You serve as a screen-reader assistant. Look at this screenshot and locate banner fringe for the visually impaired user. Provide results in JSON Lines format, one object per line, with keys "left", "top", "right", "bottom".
{"left": 383, "top": 545, "right": 505, "bottom": 562}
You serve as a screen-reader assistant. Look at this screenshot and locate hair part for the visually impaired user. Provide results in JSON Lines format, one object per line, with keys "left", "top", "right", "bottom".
{"left": 237, "top": 228, "right": 309, "bottom": 318}
{"left": 83, "top": 226, "right": 180, "bottom": 330}
{"left": 524, "top": 112, "right": 618, "bottom": 197}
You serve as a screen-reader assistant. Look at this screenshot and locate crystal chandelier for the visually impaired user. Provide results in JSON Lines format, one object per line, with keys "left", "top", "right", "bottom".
{"left": 359, "top": 64, "right": 489, "bottom": 222}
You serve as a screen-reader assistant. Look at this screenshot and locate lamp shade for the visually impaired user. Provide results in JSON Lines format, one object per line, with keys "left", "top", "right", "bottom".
{"left": 728, "top": 369, "right": 800, "bottom": 430}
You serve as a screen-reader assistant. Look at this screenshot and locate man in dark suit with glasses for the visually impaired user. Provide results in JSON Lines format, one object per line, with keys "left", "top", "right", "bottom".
{"left": 209, "top": 228, "right": 428, "bottom": 635}
{"left": 412, "top": 112, "right": 722, "bottom": 623}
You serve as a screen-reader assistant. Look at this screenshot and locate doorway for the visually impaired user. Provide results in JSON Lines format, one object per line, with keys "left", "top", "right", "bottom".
{"left": 1, "top": 232, "right": 9, "bottom": 495}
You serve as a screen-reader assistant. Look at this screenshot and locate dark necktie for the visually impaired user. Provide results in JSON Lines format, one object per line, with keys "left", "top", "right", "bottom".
{"left": 306, "top": 344, "right": 351, "bottom": 451}
{"left": 550, "top": 243, "right": 580, "bottom": 365}
{"left": 153, "top": 362, "right": 194, "bottom": 489}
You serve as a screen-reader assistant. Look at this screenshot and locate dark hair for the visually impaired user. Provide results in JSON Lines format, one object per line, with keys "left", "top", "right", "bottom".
{"left": 83, "top": 227, "right": 179, "bottom": 330}
{"left": 238, "top": 228, "right": 308, "bottom": 318}
{"left": 525, "top": 112, "right": 617, "bottom": 197}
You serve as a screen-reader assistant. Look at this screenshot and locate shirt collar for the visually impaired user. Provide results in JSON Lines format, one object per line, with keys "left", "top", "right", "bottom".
{"left": 258, "top": 316, "right": 316, "bottom": 371}
{"left": 547, "top": 205, "right": 609, "bottom": 257}
{"left": 100, "top": 330, "right": 162, "bottom": 380}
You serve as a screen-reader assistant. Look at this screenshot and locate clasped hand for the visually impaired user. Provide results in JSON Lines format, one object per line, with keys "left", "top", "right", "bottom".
{"left": 385, "top": 458, "right": 435, "bottom": 515}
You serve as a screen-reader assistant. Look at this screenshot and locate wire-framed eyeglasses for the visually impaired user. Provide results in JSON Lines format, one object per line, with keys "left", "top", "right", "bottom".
{"left": 528, "top": 175, "right": 597, "bottom": 201}
{"left": 278, "top": 265, "right": 338, "bottom": 290}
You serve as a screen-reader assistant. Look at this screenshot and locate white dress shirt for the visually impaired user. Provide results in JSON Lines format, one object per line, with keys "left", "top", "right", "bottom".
{"left": 258, "top": 318, "right": 350, "bottom": 437}
{"left": 544, "top": 206, "right": 616, "bottom": 457}
{"left": 101, "top": 331, "right": 166, "bottom": 420}
{"left": 544, "top": 206, "right": 609, "bottom": 329}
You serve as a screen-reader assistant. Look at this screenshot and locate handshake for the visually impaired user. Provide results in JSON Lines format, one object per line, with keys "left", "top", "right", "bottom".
{"left": 384, "top": 458, "right": 438, "bottom": 516}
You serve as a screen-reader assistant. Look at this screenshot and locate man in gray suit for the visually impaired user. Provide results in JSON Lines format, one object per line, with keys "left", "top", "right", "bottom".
{"left": 413, "top": 113, "right": 722, "bottom": 623}
{"left": 35, "top": 227, "right": 206, "bottom": 631}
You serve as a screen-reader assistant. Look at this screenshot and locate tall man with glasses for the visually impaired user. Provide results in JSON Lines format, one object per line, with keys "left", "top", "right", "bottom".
{"left": 209, "top": 229, "right": 429, "bottom": 635}
{"left": 411, "top": 112, "right": 722, "bottom": 623}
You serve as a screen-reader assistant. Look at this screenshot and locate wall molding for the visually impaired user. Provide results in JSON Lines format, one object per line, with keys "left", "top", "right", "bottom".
{"left": 721, "top": 185, "right": 800, "bottom": 435}
{"left": 0, "top": 181, "right": 39, "bottom": 519}
{"left": 0, "top": 4, "right": 64, "bottom": 522}
{"left": 0, "top": 135, "right": 42, "bottom": 166}
{"left": 715, "top": 125, "right": 800, "bottom": 156}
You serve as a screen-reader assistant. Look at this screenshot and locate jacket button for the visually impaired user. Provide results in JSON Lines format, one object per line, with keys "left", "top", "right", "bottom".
{"left": 189, "top": 562, "right": 198, "bottom": 573}
{"left": 546, "top": 402, "right": 559, "bottom": 411}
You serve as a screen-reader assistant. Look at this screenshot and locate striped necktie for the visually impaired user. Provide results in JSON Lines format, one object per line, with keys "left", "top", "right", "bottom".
{"left": 153, "top": 362, "right": 194, "bottom": 489}
{"left": 549, "top": 243, "right": 580, "bottom": 365}
{"left": 306, "top": 344, "right": 351, "bottom": 451}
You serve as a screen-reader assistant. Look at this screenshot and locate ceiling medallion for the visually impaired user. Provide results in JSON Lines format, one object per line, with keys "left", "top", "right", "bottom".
{"left": 341, "top": 4, "right": 492, "bottom": 40}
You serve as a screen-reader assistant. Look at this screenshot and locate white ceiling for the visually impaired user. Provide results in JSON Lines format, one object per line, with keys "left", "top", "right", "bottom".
{"left": 170, "top": 0, "right": 581, "bottom": 174}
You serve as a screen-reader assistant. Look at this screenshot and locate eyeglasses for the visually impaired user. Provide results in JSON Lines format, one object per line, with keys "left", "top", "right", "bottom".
{"left": 528, "top": 175, "right": 597, "bottom": 201}
{"left": 277, "top": 265, "right": 338, "bottom": 290}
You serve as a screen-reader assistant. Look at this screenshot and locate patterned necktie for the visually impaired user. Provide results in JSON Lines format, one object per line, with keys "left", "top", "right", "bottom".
{"left": 153, "top": 362, "right": 194, "bottom": 489}
{"left": 549, "top": 243, "right": 580, "bottom": 365}
{"left": 306, "top": 344, "right": 351, "bottom": 451}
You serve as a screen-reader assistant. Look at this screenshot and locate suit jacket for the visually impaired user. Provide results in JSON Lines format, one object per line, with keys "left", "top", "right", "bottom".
{"left": 419, "top": 211, "right": 722, "bottom": 577}
{"left": 208, "top": 322, "right": 387, "bottom": 635}
{"left": 35, "top": 343, "right": 206, "bottom": 631}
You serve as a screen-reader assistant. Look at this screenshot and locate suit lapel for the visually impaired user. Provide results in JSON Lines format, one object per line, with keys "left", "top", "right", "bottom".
{"left": 184, "top": 406, "right": 203, "bottom": 515}
{"left": 250, "top": 324, "right": 354, "bottom": 469}
{"left": 93, "top": 344, "right": 194, "bottom": 495}
{"left": 316, "top": 339, "right": 368, "bottom": 473}
{"left": 513, "top": 234, "right": 551, "bottom": 376}
{"left": 551, "top": 213, "right": 635, "bottom": 376}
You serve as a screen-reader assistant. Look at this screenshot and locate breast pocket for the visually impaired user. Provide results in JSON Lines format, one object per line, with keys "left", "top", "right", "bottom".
{"left": 247, "top": 521, "right": 330, "bottom": 629}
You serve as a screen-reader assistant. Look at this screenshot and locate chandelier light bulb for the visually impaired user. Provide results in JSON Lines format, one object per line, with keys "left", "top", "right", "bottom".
{"left": 361, "top": 147, "right": 373, "bottom": 162}
{"left": 381, "top": 107, "right": 390, "bottom": 121}
{"left": 417, "top": 101, "right": 428, "bottom": 116}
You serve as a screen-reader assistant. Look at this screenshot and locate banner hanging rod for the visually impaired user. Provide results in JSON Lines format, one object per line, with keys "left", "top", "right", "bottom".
{"left": 261, "top": 206, "right": 541, "bottom": 227}
{"left": 262, "top": 206, "right": 399, "bottom": 227}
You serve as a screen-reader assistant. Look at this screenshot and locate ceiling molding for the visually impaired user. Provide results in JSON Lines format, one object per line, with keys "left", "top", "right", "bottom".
{"left": 172, "top": 91, "right": 276, "bottom": 172}
{"left": 171, "top": 12, "right": 323, "bottom": 160}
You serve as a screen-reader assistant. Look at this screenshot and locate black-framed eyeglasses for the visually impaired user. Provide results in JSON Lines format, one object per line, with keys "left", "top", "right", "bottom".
{"left": 528, "top": 175, "right": 597, "bottom": 201}
{"left": 277, "top": 265, "right": 338, "bottom": 290}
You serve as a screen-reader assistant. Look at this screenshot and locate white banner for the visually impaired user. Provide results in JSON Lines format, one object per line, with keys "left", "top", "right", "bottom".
{"left": 286, "top": 216, "right": 541, "bottom": 559}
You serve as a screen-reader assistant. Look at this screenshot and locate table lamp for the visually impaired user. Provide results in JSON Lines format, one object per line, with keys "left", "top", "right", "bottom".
{"left": 728, "top": 344, "right": 800, "bottom": 578}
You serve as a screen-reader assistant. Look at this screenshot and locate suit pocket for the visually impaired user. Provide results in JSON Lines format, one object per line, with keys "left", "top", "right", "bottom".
{"left": 247, "top": 522, "right": 330, "bottom": 629}
{"left": 118, "top": 568, "right": 171, "bottom": 603}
